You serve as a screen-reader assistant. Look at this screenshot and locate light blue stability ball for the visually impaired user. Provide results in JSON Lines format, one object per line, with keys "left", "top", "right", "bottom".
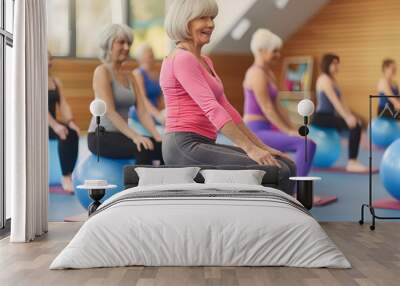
{"left": 370, "top": 117, "right": 400, "bottom": 148}
{"left": 72, "top": 154, "right": 136, "bottom": 209}
{"left": 380, "top": 138, "right": 400, "bottom": 201}
{"left": 308, "top": 126, "right": 341, "bottom": 168}
{"left": 48, "top": 139, "right": 63, "bottom": 185}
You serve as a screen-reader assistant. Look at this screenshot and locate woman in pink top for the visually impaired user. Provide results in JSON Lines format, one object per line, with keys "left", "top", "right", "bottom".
{"left": 160, "top": 0, "right": 296, "bottom": 194}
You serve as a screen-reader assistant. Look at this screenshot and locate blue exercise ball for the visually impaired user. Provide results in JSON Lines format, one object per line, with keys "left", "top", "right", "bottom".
{"left": 380, "top": 139, "right": 400, "bottom": 200}
{"left": 72, "top": 154, "right": 136, "bottom": 209}
{"left": 370, "top": 117, "right": 400, "bottom": 148}
{"left": 308, "top": 126, "right": 341, "bottom": 168}
{"left": 128, "top": 106, "right": 164, "bottom": 137}
{"left": 216, "top": 133, "right": 233, "bottom": 145}
{"left": 48, "top": 140, "right": 63, "bottom": 185}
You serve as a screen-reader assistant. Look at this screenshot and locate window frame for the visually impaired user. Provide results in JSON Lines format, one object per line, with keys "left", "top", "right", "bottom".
{"left": 1, "top": 0, "right": 14, "bottom": 233}
{"left": 50, "top": 0, "right": 166, "bottom": 60}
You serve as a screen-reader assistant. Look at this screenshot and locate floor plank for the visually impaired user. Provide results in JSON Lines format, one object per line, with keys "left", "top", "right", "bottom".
{"left": 0, "top": 222, "right": 399, "bottom": 286}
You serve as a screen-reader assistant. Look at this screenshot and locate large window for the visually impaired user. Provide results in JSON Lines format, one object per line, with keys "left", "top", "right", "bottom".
{"left": 76, "top": 0, "right": 112, "bottom": 57}
{"left": 1, "top": 0, "right": 14, "bottom": 231}
{"left": 47, "top": 0, "right": 71, "bottom": 56}
{"left": 128, "top": 0, "right": 168, "bottom": 59}
{"left": 47, "top": 0, "right": 168, "bottom": 59}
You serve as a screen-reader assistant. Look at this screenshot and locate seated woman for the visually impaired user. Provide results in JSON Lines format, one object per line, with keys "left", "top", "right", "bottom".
{"left": 243, "top": 29, "right": 316, "bottom": 177}
{"left": 132, "top": 43, "right": 165, "bottom": 124}
{"left": 48, "top": 51, "right": 79, "bottom": 192}
{"left": 160, "top": 0, "right": 296, "bottom": 194}
{"left": 313, "top": 53, "right": 367, "bottom": 172}
{"left": 377, "top": 59, "right": 400, "bottom": 118}
{"left": 88, "top": 24, "right": 163, "bottom": 165}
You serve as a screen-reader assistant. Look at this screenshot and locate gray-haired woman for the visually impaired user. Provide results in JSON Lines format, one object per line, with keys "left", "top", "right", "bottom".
{"left": 87, "top": 24, "right": 163, "bottom": 164}
{"left": 160, "top": 0, "right": 296, "bottom": 194}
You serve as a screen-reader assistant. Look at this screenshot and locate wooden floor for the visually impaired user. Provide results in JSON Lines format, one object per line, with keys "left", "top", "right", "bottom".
{"left": 0, "top": 222, "right": 399, "bottom": 286}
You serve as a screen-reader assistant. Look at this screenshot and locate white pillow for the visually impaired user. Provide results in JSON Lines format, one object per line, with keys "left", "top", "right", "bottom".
{"left": 135, "top": 167, "right": 201, "bottom": 186}
{"left": 200, "top": 169, "right": 266, "bottom": 185}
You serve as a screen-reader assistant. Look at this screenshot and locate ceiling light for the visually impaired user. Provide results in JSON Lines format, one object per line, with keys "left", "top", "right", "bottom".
{"left": 231, "top": 18, "right": 251, "bottom": 40}
{"left": 274, "top": 0, "right": 289, "bottom": 9}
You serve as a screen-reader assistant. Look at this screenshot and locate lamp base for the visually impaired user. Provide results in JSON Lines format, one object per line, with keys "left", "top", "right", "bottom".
{"left": 296, "top": 181, "right": 313, "bottom": 210}
{"left": 290, "top": 177, "right": 321, "bottom": 210}
{"left": 88, "top": 189, "right": 105, "bottom": 215}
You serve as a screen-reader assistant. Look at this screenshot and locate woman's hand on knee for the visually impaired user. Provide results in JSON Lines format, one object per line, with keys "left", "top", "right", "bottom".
{"left": 258, "top": 145, "right": 294, "bottom": 163}
{"left": 345, "top": 114, "right": 357, "bottom": 129}
{"left": 247, "top": 146, "right": 281, "bottom": 167}
{"left": 53, "top": 123, "right": 68, "bottom": 140}
{"left": 268, "top": 148, "right": 293, "bottom": 163}
{"left": 68, "top": 121, "right": 81, "bottom": 136}
{"left": 131, "top": 135, "right": 154, "bottom": 151}
{"left": 153, "top": 133, "right": 162, "bottom": 142}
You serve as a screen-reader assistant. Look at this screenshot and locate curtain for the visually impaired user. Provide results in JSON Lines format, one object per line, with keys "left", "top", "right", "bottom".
{"left": 8, "top": 0, "right": 48, "bottom": 242}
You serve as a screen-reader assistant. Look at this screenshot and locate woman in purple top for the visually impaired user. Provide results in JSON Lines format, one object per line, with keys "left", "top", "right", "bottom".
{"left": 243, "top": 29, "right": 316, "bottom": 176}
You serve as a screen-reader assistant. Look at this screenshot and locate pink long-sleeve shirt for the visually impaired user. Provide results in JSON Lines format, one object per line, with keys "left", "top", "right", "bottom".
{"left": 159, "top": 49, "right": 242, "bottom": 140}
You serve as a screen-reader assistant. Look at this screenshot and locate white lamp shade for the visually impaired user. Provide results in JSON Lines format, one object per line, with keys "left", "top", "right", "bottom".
{"left": 90, "top": 99, "right": 107, "bottom": 117}
{"left": 297, "top": 99, "right": 315, "bottom": 117}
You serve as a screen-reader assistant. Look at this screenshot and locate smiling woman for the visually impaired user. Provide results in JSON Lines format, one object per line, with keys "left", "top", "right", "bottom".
{"left": 160, "top": 0, "right": 296, "bottom": 195}
{"left": 87, "top": 24, "right": 164, "bottom": 165}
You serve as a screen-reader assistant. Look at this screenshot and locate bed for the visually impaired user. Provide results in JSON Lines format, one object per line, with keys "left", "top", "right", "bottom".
{"left": 50, "top": 165, "right": 350, "bottom": 269}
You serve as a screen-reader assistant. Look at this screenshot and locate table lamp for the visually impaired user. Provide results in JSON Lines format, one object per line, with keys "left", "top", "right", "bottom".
{"left": 297, "top": 99, "right": 315, "bottom": 162}
{"left": 89, "top": 99, "right": 107, "bottom": 162}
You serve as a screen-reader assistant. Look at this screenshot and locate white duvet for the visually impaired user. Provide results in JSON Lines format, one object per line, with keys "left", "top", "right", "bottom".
{"left": 50, "top": 183, "right": 350, "bottom": 269}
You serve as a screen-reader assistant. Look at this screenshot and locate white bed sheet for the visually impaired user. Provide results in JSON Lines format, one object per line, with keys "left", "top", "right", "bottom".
{"left": 50, "top": 183, "right": 350, "bottom": 269}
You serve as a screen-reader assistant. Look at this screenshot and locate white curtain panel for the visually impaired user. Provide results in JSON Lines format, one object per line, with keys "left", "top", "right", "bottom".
{"left": 8, "top": 0, "right": 48, "bottom": 242}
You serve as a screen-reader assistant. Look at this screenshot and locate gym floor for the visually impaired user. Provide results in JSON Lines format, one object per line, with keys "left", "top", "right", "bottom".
{"left": 48, "top": 134, "right": 400, "bottom": 222}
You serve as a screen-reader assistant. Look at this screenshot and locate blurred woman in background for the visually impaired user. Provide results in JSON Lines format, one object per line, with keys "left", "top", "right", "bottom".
{"left": 88, "top": 24, "right": 163, "bottom": 165}
{"left": 48, "top": 51, "right": 80, "bottom": 192}
{"left": 377, "top": 58, "right": 400, "bottom": 118}
{"left": 313, "top": 53, "right": 367, "bottom": 172}
{"left": 132, "top": 43, "right": 165, "bottom": 124}
{"left": 243, "top": 29, "right": 316, "bottom": 177}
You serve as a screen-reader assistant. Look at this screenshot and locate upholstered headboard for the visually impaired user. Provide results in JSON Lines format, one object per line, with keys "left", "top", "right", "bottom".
{"left": 123, "top": 165, "right": 280, "bottom": 189}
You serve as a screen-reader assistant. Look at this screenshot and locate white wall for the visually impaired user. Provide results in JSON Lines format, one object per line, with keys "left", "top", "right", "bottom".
{"left": 213, "top": 0, "right": 329, "bottom": 53}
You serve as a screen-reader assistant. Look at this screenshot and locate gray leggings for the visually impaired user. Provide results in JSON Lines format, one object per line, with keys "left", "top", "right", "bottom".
{"left": 162, "top": 132, "right": 296, "bottom": 195}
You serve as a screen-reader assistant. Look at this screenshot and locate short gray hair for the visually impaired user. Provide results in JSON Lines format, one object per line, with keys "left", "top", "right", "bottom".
{"left": 98, "top": 24, "right": 134, "bottom": 62}
{"left": 250, "top": 29, "right": 282, "bottom": 56}
{"left": 134, "top": 43, "right": 152, "bottom": 61}
{"left": 164, "top": 0, "right": 218, "bottom": 43}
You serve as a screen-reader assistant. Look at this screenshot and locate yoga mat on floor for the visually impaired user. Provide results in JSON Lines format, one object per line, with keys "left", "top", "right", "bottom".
{"left": 49, "top": 185, "right": 74, "bottom": 196}
{"left": 64, "top": 213, "right": 88, "bottom": 222}
{"left": 372, "top": 198, "right": 400, "bottom": 210}
{"left": 312, "top": 166, "right": 378, "bottom": 174}
{"left": 313, "top": 196, "right": 337, "bottom": 207}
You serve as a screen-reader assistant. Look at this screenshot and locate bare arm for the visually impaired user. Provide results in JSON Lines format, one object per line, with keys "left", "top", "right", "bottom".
{"left": 48, "top": 112, "right": 59, "bottom": 130}
{"left": 249, "top": 69, "right": 295, "bottom": 133}
{"left": 52, "top": 78, "right": 81, "bottom": 134}
{"left": 93, "top": 66, "right": 139, "bottom": 139}
{"left": 54, "top": 78, "right": 73, "bottom": 122}
{"left": 158, "top": 94, "right": 165, "bottom": 110}
{"left": 130, "top": 74, "right": 161, "bottom": 141}
{"left": 319, "top": 77, "right": 351, "bottom": 119}
{"left": 48, "top": 112, "right": 69, "bottom": 140}
{"left": 132, "top": 69, "right": 164, "bottom": 123}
